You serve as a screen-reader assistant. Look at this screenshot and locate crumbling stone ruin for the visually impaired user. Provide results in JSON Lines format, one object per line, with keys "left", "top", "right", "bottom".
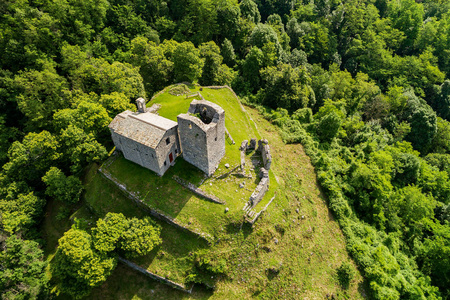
{"left": 186, "top": 91, "right": 205, "bottom": 100}
{"left": 257, "top": 139, "right": 272, "bottom": 170}
{"left": 249, "top": 138, "right": 257, "bottom": 150}
{"left": 250, "top": 167, "right": 269, "bottom": 206}
{"left": 109, "top": 98, "right": 226, "bottom": 176}
{"left": 240, "top": 138, "right": 273, "bottom": 208}
{"left": 177, "top": 100, "right": 226, "bottom": 176}
{"left": 240, "top": 140, "right": 248, "bottom": 173}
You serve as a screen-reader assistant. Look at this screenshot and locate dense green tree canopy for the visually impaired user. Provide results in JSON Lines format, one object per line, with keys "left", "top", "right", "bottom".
{"left": 173, "top": 42, "right": 204, "bottom": 83}
{"left": 0, "top": 191, "right": 44, "bottom": 234}
{"left": 1, "top": 0, "right": 450, "bottom": 297}
{"left": 52, "top": 213, "right": 161, "bottom": 298}
{"left": 0, "top": 235, "right": 48, "bottom": 300}
{"left": 52, "top": 228, "right": 116, "bottom": 299}
{"left": 92, "top": 212, "right": 162, "bottom": 258}
{"left": 42, "top": 167, "right": 83, "bottom": 204}
{"left": 3, "top": 131, "right": 61, "bottom": 183}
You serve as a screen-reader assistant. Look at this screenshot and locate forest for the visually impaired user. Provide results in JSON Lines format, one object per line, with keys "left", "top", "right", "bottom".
{"left": 0, "top": 0, "right": 450, "bottom": 299}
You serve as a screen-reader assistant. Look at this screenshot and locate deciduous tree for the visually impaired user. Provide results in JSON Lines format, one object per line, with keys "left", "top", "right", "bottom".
{"left": 42, "top": 167, "right": 83, "bottom": 204}
{"left": 0, "top": 235, "right": 48, "bottom": 300}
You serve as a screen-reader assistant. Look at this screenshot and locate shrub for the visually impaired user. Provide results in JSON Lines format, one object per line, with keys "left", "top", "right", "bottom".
{"left": 292, "top": 107, "right": 313, "bottom": 123}
{"left": 337, "top": 262, "right": 354, "bottom": 289}
{"left": 168, "top": 84, "right": 190, "bottom": 96}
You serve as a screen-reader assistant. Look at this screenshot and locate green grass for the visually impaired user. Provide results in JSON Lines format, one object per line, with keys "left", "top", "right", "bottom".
{"left": 40, "top": 200, "right": 72, "bottom": 258}
{"left": 151, "top": 86, "right": 260, "bottom": 165}
{"left": 80, "top": 86, "right": 366, "bottom": 299}
{"left": 83, "top": 165, "right": 208, "bottom": 285}
{"left": 100, "top": 86, "right": 278, "bottom": 236}
{"left": 89, "top": 264, "right": 212, "bottom": 300}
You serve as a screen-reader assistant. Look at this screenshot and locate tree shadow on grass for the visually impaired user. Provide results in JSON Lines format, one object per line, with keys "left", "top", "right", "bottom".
{"left": 89, "top": 263, "right": 214, "bottom": 300}
{"left": 225, "top": 219, "right": 253, "bottom": 239}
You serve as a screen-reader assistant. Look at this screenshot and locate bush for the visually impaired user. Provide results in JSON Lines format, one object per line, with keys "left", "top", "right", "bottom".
{"left": 292, "top": 107, "right": 312, "bottom": 123}
{"left": 337, "top": 262, "right": 354, "bottom": 289}
{"left": 317, "top": 111, "right": 342, "bottom": 142}
{"left": 194, "top": 249, "right": 227, "bottom": 275}
{"left": 168, "top": 84, "right": 190, "bottom": 96}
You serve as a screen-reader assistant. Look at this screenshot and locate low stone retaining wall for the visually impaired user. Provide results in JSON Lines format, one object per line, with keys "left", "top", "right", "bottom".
{"left": 225, "top": 127, "right": 235, "bottom": 144}
{"left": 118, "top": 257, "right": 194, "bottom": 293}
{"left": 149, "top": 82, "right": 192, "bottom": 102}
{"left": 249, "top": 169, "right": 269, "bottom": 207}
{"left": 249, "top": 195, "right": 276, "bottom": 224}
{"left": 147, "top": 103, "right": 161, "bottom": 113}
{"left": 202, "top": 85, "right": 239, "bottom": 99}
{"left": 215, "top": 165, "right": 239, "bottom": 179}
{"left": 98, "top": 166, "right": 212, "bottom": 241}
{"left": 237, "top": 138, "right": 272, "bottom": 208}
{"left": 173, "top": 175, "right": 225, "bottom": 205}
{"left": 186, "top": 91, "right": 205, "bottom": 99}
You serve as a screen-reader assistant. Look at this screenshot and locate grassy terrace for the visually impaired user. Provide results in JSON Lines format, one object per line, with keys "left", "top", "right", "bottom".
{"left": 79, "top": 85, "right": 366, "bottom": 299}
{"left": 82, "top": 86, "right": 278, "bottom": 286}
{"left": 101, "top": 86, "right": 278, "bottom": 237}
{"left": 84, "top": 102, "right": 366, "bottom": 299}
{"left": 82, "top": 163, "right": 209, "bottom": 285}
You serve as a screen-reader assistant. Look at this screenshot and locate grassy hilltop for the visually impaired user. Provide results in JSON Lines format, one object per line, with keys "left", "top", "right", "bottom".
{"left": 44, "top": 85, "right": 365, "bottom": 299}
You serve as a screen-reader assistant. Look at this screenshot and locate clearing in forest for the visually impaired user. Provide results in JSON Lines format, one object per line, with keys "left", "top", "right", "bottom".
{"left": 75, "top": 85, "right": 367, "bottom": 299}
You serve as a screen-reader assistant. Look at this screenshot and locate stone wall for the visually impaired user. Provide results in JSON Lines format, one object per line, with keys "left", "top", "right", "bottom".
{"left": 240, "top": 140, "right": 248, "bottom": 173}
{"left": 147, "top": 103, "right": 161, "bottom": 113}
{"left": 111, "top": 126, "right": 180, "bottom": 176}
{"left": 201, "top": 85, "right": 239, "bottom": 100}
{"left": 225, "top": 127, "right": 235, "bottom": 144}
{"left": 173, "top": 175, "right": 225, "bottom": 204}
{"left": 249, "top": 138, "right": 257, "bottom": 150}
{"left": 177, "top": 115, "right": 210, "bottom": 173}
{"left": 257, "top": 139, "right": 272, "bottom": 170}
{"left": 249, "top": 195, "right": 276, "bottom": 224}
{"left": 249, "top": 168, "right": 269, "bottom": 207}
{"left": 177, "top": 100, "right": 225, "bottom": 176}
{"left": 111, "top": 132, "right": 159, "bottom": 174}
{"left": 118, "top": 257, "right": 193, "bottom": 293}
{"left": 98, "top": 162, "right": 212, "bottom": 241}
{"left": 215, "top": 164, "right": 239, "bottom": 179}
{"left": 155, "top": 127, "right": 181, "bottom": 173}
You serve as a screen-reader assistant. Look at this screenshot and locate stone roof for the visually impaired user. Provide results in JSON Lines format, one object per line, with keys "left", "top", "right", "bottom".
{"left": 109, "top": 111, "right": 177, "bottom": 149}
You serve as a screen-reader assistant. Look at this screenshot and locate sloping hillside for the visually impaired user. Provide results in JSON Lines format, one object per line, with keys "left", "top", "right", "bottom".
{"left": 78, "top": 86, "right": 367, "bottom": 299}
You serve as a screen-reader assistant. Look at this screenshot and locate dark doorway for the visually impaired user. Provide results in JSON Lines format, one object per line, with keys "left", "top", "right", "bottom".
{"left": 169, "top": 152, "right": 174, "bottom": 163}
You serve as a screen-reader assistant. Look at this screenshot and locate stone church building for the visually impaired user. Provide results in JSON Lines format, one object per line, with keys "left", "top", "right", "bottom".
{"left": 109, "top": 98, "right": 225, "bottom": 176}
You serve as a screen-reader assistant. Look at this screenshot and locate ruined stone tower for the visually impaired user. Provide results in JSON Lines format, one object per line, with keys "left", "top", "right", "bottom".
{"left": 177, "top": 100, "right": 225, "bottom": 176}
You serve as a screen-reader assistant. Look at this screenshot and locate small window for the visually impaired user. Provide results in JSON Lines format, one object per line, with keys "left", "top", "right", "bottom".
{"left": 164, "top": 161, "right": 167, "bottom": 166}
{"left": 215, "top": 137, "right": 217, "bottom": 141}
{"left": 166, "top": 137, "right": 170, "bottom": 145}
{"left": 175, "top": 149, "right": 178, "bottom": 154}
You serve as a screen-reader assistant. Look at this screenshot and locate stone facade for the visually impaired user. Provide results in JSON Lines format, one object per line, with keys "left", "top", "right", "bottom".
{"left": 177, "top": 100, "right": 225, "bottom": 176}
{"left": 109, "top": 109, "right": 181, "bottom": 176}
{"left": 109, "top": 98, "right": 225, "bottom": 177}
